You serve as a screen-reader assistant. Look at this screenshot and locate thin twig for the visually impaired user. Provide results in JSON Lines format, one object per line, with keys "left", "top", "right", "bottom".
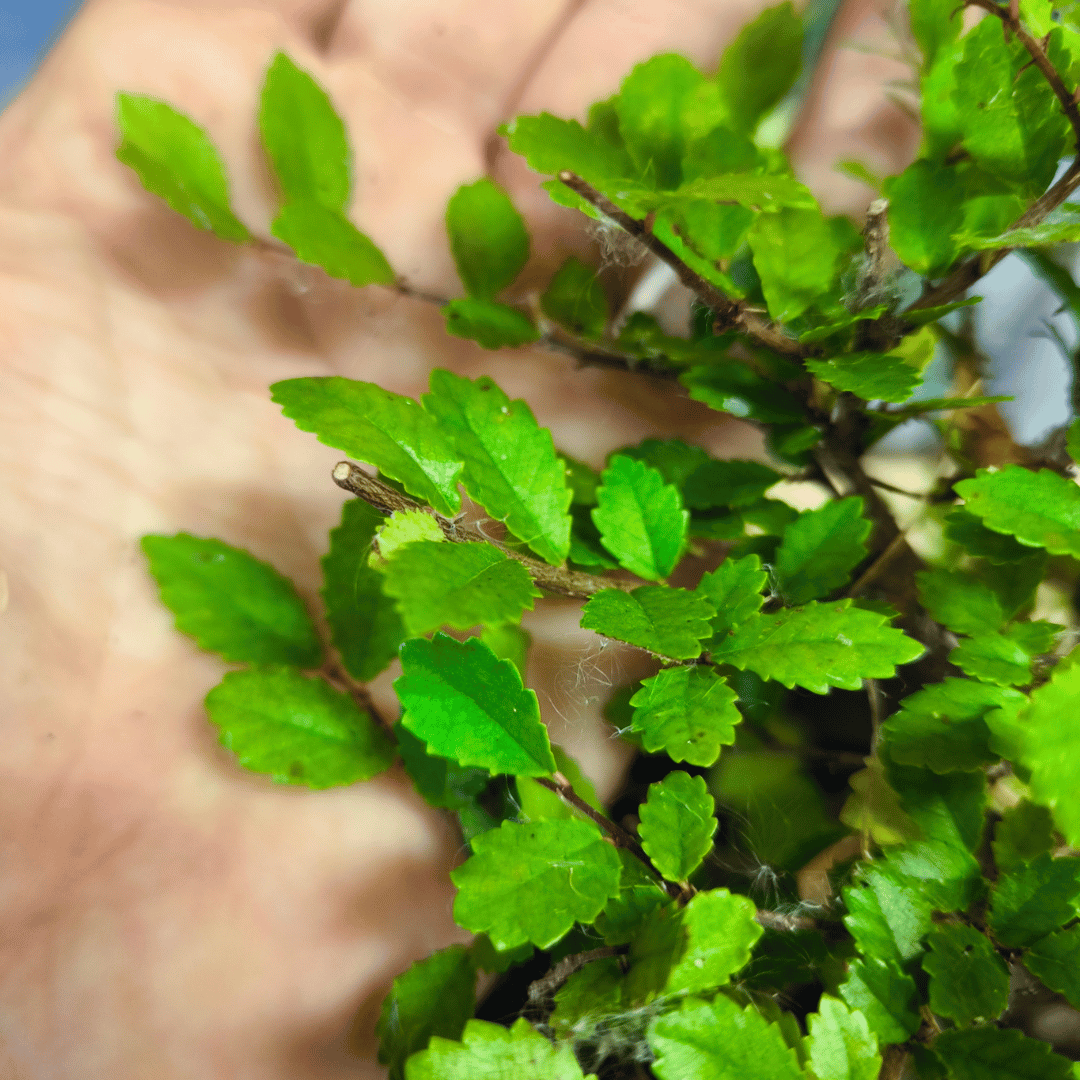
{"left": 846, "top": 530, "right": 911, "bottom": 597}
{"left": 321, "top": 658, "right": 394, "bottom": 732}
{"left": 526, "top": 945, "right": 623, "bottom": 1011}
{"left": 867, "top": 476, "right": 928, "bottom": 499}
{"left": 866, "top": 678, "right": 884, "bottom": 753}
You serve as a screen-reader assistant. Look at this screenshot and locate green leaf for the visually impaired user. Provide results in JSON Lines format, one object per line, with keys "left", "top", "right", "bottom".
{"left": 516, "top": 744, "right": 602, "bottom": 823}
{"left": 445, "top": 179, "right": 529, "bottom": 300}
{"left": 994, "top": 800, "right": 1056, "bottom": 872}
{"left": 914, "top": 568, "right": 1004, "bottom": 636}
{"left": 883, "top": 159, "right": 964, "bottom": 277}
{"left": 424, "top": 370, "right": 571, "bottom": 566}
{"left": 806, "top": 996, "right": 881, "bottom": 1080}
{"left": 953, "top": 212, "right": 1080, "bottom": 251}
{"left": 396, "top": 633, "right": 555, "bottom": 777}
{"left": 638, "top": 771, "right": 717, "bottom": 882}
{"left": 259, "top": 52, "right": 349, "bottom": 210}
{"left": 798, "top": 305, "right": 888, "bottom": 344}
{"left": 695, "top": 554, "right": 768, "bottom": 642}
{"left": 1024, "top": 925, "right": 1080, "bottom": 1010}
{"left": 950, "top": 630, "right": 1035, "bottom": 686}
{"left": 615, "top": 438, "right": 712, "bottom": 490}
{"left": 944, "top": 508, "right": 1034, "bottom": 563}
{"left": 540, "top": 257, "right": 607, "bottom": 338}
{"left": 372, "top": 509, "right": 445, "bottom": 565}
{"left": 580, "top": 586, "right": 715, "bottom": 660}
{"left": 594, "top": 849, "right": 669, "bottom": 945}
{"left": 115, "top": 94, "right": 250, "bottom": 242}
{"left": 1069, "top": 417, "right": 1080, "bottom": 464}
{"left": 805, "top": 352, "right": 923, "bottom": 404}
{"left": 441, "top": 297, "right": 540, "bottom": 350}
{"left": 271, "top": 377, "right": 462, "bottom": 515}
{"left": 377, "top": 945, "right": 475, "bottom": 1080}
{"left": 954, "top": 465, "right": 1080, "bottom": 558}
{"left": 271, "top": 201, "right": 394, "bottom": 287}
{"left": 843, "top": 864, "right": 933, "bottom": 966}
{"left": 680, "top": 362, "right": 805, "bottom": 424}
{"left": 888, "top": 394, "right": 1013, "bottom": 417}
{"left": 629, "top": 665, "right": 741, "bottom": 766}
{"left": 548, "top": 957, "right": 625, "bottom": 1032}
{"left": 838, "top": 958, "right": 920, "bottom": 1045}
{"left": 468, "top": 935, "right": 534, "bottom": 975}
{"left": 710, "top": 600, "right": 924, "bottom": 694}
{"left": 840, "top": 758, "right": 921, "bottom": 848}
{"left": 322, "top": 500, "right": 405, "bottom": 681}
{"left": 910, "top": 0, "right": 962, "bottom": 69}
{"left": 934, "top": 1027, "right": 1076, "bottom": 1080}
{"left": 881, "top": 678, "right": 1025, "bottom": 772}
{"left": 382, "top": 542, "right": 540, "bottom": 636}
{"left": 204, "top": 667, "right": 394, "bottom": 787}
{"left": 922, "top": 923, "right": 1009, "bottom": 1026}
{"left": 989, "top": 852, "right": 1080, "bottom": 947}
{"left": 716, "top": 1, "right": 803, "bottom": 134}
{"left": 561, "top": 454, "right": 602, "bottom": 506}
{"left": 480, "top": 622, "right": 531, "bottom": 679}
{"left": 647, "top": 994, "right": 803, "bottom": 1080}
{"left": 592, "top": 455, "right": 687, "bottom": 580}
{"left": 393, "top": 722, "right": 489, "bottom": 811}
{"left": 774, "top": 497, "right": 871, "bottom": 605}
{"left": 404, "top": 1017, "right": 588, "bottom": 1080}
{"left": 450, "top": 818, "right": 622, "bottom": 950}
{"left": 501, "top": 111, "right": 634, "bottom": 191}
{"left": 681, "top": 460, "right": 781, "bottom": 511}
{"left": 141, "top": 533, "right": 322, "bottom": 666}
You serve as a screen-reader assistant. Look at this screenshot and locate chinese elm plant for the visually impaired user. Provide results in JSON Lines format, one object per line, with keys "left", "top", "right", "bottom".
{"left": 121, "top": 1, "right": 1080, "bottom": 1077}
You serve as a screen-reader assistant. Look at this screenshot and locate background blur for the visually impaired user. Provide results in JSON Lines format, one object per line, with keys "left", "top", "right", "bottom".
{"left": 1, "top": 0, "right": 80, "bottom": 106}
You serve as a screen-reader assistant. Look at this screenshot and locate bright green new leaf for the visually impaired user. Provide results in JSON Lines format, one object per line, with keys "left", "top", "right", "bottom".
{"left": 259, "top": 52, "right": 350, "bottom": 210}
{"left": 396, "top": 633, "right": 555, "bottom": 777}
{"left": 994, "top": 800, "right": 1057, "bottom": 872}
{"left": 441, "top": 297, "right": 540, "bottom": 350}
{"left": 944, "top": 508, "right": 1034, "bottom": 563}
{"left": 271, "top": 201, "right": 395, "bottom": 286}
{"left": 955, "top": 465, "right": 1080, "bottom": 558}
{"left": 500, "top": 111, "right": 634, "bottom": 191}
{"left": 322, "top": 500, "right": 405, "bottom": 681}
{"left": 115, "top": 94, "right": 250, "bottom": 242}
{"left": 988, "top": 852, "right": 1080, "bottom": 948}
{"left": 1024, "top": 926, "right": 1080, "bottom": 1010}
{"left": 204, "top": 667, "right": 395, "bottom": 788}
{"left": 615, "top": 438, "right": 711, "bottom": 490}
{"left": 592, "top": 455, "right": 687, "bottom": 580}
{"left": 376, "top": 945, "right": 475, "bottom": 1080}
{"left": 648, "top": 994, "right": 803, "bottom": 1080}
{"left": 806, "top": 996, "right": 881, "bottom": 1080}
{"left": 580, "top": 586, "right": 715, "bottom": 660}
{"left": 914, "top": 568, "right": 1004, "bottom": 636}
{"left": 922, "top": 923, "right": 1009, "bottom": 1026}
{"left": 142, "top": 533, "right": 322, "bottom": 667}
{"left": 774, "top": 497, "right": 871, "bottom": 605}
{"left": 445, "top": 179, "right": 530, "bottom": 300}
{"left": 681, "top": 362, "right": 805, "bottom": 424}
{"left": 716, "top": 1, "right": 803, "bottom": 134}
{"left": 450, "top": 818, "right": 622, "bottom": 950}
{"left": 805, "top": 352, "right": 923, "bottom": 404}
{"left": 838, "top": 958, "right": 920, "bottom": 1045}
{"left": 950, "top": 631, "right": 1034, "bottom": 686}
{"left": 883, "top": 159, "right": 964, "bottom": 277}
{"left": 681, "top": 459, "right": 781, "bottom": 511}
{"left": 638, "top": 771, "right": 717, "bottom": 882}
{"left": 630, "top": 665, "right": 741, "bottom": 766}
{"left": 382, "top": 542, "right": 540, "bottom": 636}
{"left": 710, "top": 600, "right": 924, "bottom": 694}
{"left": 394, "top": 722, "right": 489, "bottom": 811}
{"left": 540, "top": 257, "right": 607, "bottom": 338}
{"left": 271, "top": 377, "right": 462, "bottom": 515}
{"left": 843, "top": 863, "right": 933, "bottom": 966}
{"left": 423, "top": 370, "right": 571, "bottom": 565}
{"left": 404, "top": 1018, "right": 589, "bottom": 1080}
{"left": 934, "top": 1027, "right": 1075, "bottom": 1080}
{"left": 696, "top": 554, "right": 768, "bottom": 642}
{"left": 372, "top": 509, "right": 445, "bottom": 565}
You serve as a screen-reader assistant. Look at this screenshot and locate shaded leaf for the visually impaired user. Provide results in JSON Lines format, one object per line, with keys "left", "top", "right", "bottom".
{"left": 614, "top": 438, "right": 711, "bottom": 491}
{"left": 594, "top": 849, "right": 669, "bottom": 945}
{"left": 914, "top": 568, "right": 1004, "bottom": 637}
{"left": 774, "top": 497, "right": 871, "bottom": 605}
{"left": 838, "top": 958, "right": 920, "bottom": 1045}
{"left": 271, "top": 201, "right": 394, "bottom": 286}
{"left": 993, "top": 800, "right": 1057, "bottom": 873}
{"left": 682, "top": 459, "right": 781, "bottom": 511}
{"left": 988, "top": 852, "right": 1080, "bottom": 948}
{"left": 580, "top": 586, "right": 715, "bottom": 660}
{"left": 934, "top": 1027, "right": 1075, "bottom": 1080}
{"left": 394, "top": 722, "right": 489, "bottom": 811}
{"left": 922, "top": 923, "right": 1008, "bottom": 1026}
{"left": 681, "top": 362, "right": 804, "bottom": 424}
{"left": 1024, "top": 926, "right": 1080, "bottom": 1010}
{"left": 944, "top": 508, "right": 1035, "bottom": 563}
{"left": 441, "top": 298, "right": 540, "bottom": 350}
{"left": 950, "top": 631, "right": 1034, "bottom": 686}
{"left": 540, "top": 256, "right": 607, "bottom": 338}
{"left": 445, "top": 178, "right": 529, "bottom": 299}
{"left": 806, "top": 352, "right": 923, "bottom": 404}
{"left": 843, "top": 864, "right": 933, "bottom": 966}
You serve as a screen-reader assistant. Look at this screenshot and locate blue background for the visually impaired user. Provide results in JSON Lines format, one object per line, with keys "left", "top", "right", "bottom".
{"left": 1, "top": 0, "right": 82, "bottom": 106}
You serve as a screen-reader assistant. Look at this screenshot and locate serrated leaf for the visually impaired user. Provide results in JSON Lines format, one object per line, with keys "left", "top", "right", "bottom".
{"left": 843, "top": 864, "right": 933, "bottom": 966}
{"left": 682, "top": 459, "right": 781, "bottom": 511}
{"left": 883, "top": 159, "right": 964, "bottom": 277}
{"left": 838, "top": 958, "right": 920, "bottom": 1045}
{"left": 423, "top": 370, "right": 570, "bottom": 565}
{"left": 271, "top": 201, "right": 394, "bottom": 287}
{"left": 394, "top": 722, "right": 489, "bottom": 811}
{"left": 592, "top": 455, "right": 687, "bottom": 580}
{"left": 955, "top": 465, "right": 1080, "bottom": 558}
{"left": 396, "top": 633, "right": 554, "bottom": 777}
{"left": 372, "top": 509, "right": 445, "bottom": 565}
{"left": 934, "top": 1027, "right": 1075, "bottom": 1080}
{"left": 989, "top": 852, "right": 1080, "bottom": 947}
{"left": 696, "top": 554, "right": 769, "bottom": 642}
{"left": 115, "top": 94, "right": 250, "bottom": 242}
{"left": 914, "top": 568, "right": 1004, "bottom": 636}
{"left": 441, "top": 297, "right": 540, "bottom": 350}
{"left": 910, "top": 0, "right": 962, "bottom": 69}
{"left": 501, "top": 111, "right": 634, "bottom": 191}
{"left": 404, "top": 1017, "right": 588, "bottom": 1080}
{"left": 994, "top": 800, "right": 1056, "bottom": 872}
{"left": 377, "top": 945, "right": 475, "bottom": 1080}
{"left": 798, "top": 305, "right": 888, "bottom": 345}
{"left": 615, "top": 438, "right": 712, "bottom": 490}
{"left": 629, "top": 666, "right": 741, "bottom": 766}
{"left": 540, "top": 256, "right": 607, "bottom": 338}
{"left": 806, "top": 996, "right": 881, "bottom": 1080}
{"left": 480, "top": 622, "right": 530, "bottom": 679}
{"left": 382, "top": 541, "right": 540, "bottom": 636}
{"left": 944, "top": 508, "right": 1034, "bottom": 563}
{"left": 516, "top": 744, "right": 602, "bottom": 823}
{"left": 271, "top": 377, "right": 462, "bottom": 515}
{"left": 710, "top": 600, "right": 924, "bottom": 694}
{"left": 953, "top": 212, "right": 1080, "bottom": 251}
{"left": 647, "top": 994, "right": 803, "bottom": 1080}
{"left": 950, "top": 631, "right": 1033, "bottom": 686}
{"left": 141, "top": 533, "right": 322, "bottom": 666}
{"left": 806, "top": 352, "right": 923, "bottom": 404}
{"left": 681, "top": 362, "right": 805, "bottom": 424}
{"left": 568, "top": 505, "right": 620, "bottom": 569}
{"left": 259, "top": 52, "right": 349, "bottom": 211}
{"left": 775, "top": 497, "right": 871, "bottom": 605}
{"left": 450, "top": 818, "right": 621, "bottom": 950}
{"left": 445, "top": 179, "right": 529, "bottom": 300}
{"left": 840, "top": 758, "right": 921, "bottom": 847}
{"left": 322, "top": 500, "right": 405, "bottom": 681}
{"left": 204, "top": 667, "right": 394, "bottom": 787}
{"left": 594, "top": 849, "right": 669, "bottom": 945}
{"left": 580, "top": 586, "right": 714, "bottom": 660}
{"left": 1025, "top": 925, "right": 1080, "bottom": 1009}
{"left": 922, "top": 923, "right": 1008, "bottom": 1026}
{"left": 638, "top": 771, "right": 716, "bottom": 882}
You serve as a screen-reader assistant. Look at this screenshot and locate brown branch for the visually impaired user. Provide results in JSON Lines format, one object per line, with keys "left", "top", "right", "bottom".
{"left": 878, "top": 1046, "right": 909, "bottom": 1080}
{"left": 331, "top": 462, "right": 628, "bottom": 600}
{"left": 320, "top": 658, "right": 394, "bottom": 732}
{"left": 846, "top": 530, "right": 911, "bottom": 597}
{"left": 526, "top": 945, "right": 623, "bottom": 1011}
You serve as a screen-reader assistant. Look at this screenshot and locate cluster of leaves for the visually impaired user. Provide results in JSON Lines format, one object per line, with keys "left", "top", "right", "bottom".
{"left": 122, "top": 1, "right": 1080, "bottom": 1077}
